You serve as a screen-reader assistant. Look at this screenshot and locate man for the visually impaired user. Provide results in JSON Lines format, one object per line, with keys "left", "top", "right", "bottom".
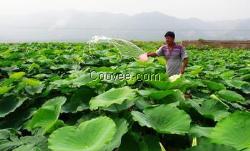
{"left": 147, "top": 31, "right": 188, "bottom": 76}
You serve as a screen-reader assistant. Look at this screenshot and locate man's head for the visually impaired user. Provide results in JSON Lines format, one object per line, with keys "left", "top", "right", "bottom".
{"left": 164, "top": 31, "right": 175, "bottom": 45}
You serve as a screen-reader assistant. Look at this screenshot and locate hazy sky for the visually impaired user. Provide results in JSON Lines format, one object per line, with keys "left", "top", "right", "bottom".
{"left": 0, "top": 0, "right": 249, "bottom": 21}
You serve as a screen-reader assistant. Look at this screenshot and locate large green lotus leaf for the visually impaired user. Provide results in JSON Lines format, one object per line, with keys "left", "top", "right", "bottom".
{"left": 62, "top": 86, "right": 96, "bottom": 113}
{"left": 139, "top": 89, "right": 184, "bottom": 103}
{"left": 144, "top": 105, "right": 191, "bottom": 134}
{"left": 168, "top": 76, "right": 195, "bottom": 91}
{"left": 203, "top": 80, "right": 225, "bottom": 91}
{"left": 48, "top": 116, "right": 116, "bottom": 151}
{"left": 184, "top": 142, "right": 237, "bottom": 151}
{"left": 104, "top": 118, "right": 128, "bottom": 151}
{"left": 0, "top": 96, "right": 27, "bottom": 118}
{"left": 225, "top": 79, "right": 248, "bottom": 89}
{"left": 209, "top": 111, "right": 250, "bottom": 150}
{"left": 217, "top": 90, "right": 245, "bottom": 102}
{"left": 175, "top": 79, "right": 200, "bottom": 92}
{"left": 146, "top": 76, "right": 187, "bottom": 90}
{"left": 132, "top": 105, "right": 191, "bottom": 134}
{"left": 195, "top": 99, "right": 230, "bottom": 121}
{"left": 220, "top": 70, "right": 235, "bottom": 80}
{"left": 139, "top": 89, "right": 174, "bottom": 100}
{"left": 25, "top": 97, "right": 66, "bottom": 134}
{"left": 189, "top": 125, "right": 213, "bottom": 138}
{"left": 89, "top": 86, "right": 136, "bottom": 110}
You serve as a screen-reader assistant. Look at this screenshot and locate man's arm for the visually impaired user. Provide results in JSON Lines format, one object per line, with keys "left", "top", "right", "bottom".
{"left": 147, "top": 45, "right": 165, "bottom": 57}
{"left": 179, "top": 46, "right": 188, "bottom": 74}
{"left": 147, "top": 52, "right": 158, "bottom": 57}
{"left": 180, "top": 58, "right": 188, "bottom": 74}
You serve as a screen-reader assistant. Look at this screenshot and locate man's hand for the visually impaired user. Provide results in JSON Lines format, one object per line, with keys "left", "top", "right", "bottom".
{"left": 138, "top": 53, "right": 148, "bottom": 61}
{"left": 179, "top": 66, "right": 185, "bottom": 74}
{"left": 138, "top": 52, "right": 158, "bottom": 61}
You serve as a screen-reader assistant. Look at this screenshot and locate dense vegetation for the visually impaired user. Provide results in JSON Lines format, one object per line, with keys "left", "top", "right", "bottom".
{"left": 0, "top": 41, "right": 249, "bottom": 151}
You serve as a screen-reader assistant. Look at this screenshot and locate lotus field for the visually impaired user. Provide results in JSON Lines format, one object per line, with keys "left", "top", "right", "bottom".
{"left": 0, "top": 41, "right": 250, "bottom": 151}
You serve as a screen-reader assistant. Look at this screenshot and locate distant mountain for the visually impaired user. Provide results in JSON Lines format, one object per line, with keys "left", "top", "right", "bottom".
{"left": 0, "top": 11, "right": 249, "bottom": 42}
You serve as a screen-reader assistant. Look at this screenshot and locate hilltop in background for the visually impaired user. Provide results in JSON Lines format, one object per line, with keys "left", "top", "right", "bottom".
{"left": 0, "top": 11, "right": 249, "bottom": 42}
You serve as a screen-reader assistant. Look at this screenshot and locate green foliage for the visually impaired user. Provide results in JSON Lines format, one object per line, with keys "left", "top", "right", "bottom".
{"left": 191, "top": 99, "right": 230, "bottom": 121}
{"left": 0, "top": 42, "right": 249, "bottom": 150}
{"left": 48, "top": 116, "right": 117, "bottom": 151}
{"left": 0, "top": 96, "right": 27, "bottom": 118}
{"left": 62, "top": 86, "right": 96, "bottom": 113}
{"left": 89, "top": 86, "right": 136, "bottom": 110}
{"left": 25, "top": 97, "right": 66, "bottom": 134}
{"left": 203, "top": 80, "right": 226, "bottom": 91}
{"left": 209, "top": 112, "right": 250, "bottom": 150}
{"left": 185, "top": 142, "right": 237, "bottom": 151}
{"left": 217, "top": 90, "right": 245, "bottom": 102}
{"left": 189, "top": 125, "right": 213, "bottom": 137}
{"left": 132, "top": 105, "right": 191, "bottom": 134}
{"left": 0, "top": 129, "right": 48, "bottom": 151}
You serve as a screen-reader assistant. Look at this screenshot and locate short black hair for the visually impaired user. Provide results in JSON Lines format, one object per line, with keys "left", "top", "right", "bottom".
{"left": 164, "top": 31, "right": 175, "bottom": 39}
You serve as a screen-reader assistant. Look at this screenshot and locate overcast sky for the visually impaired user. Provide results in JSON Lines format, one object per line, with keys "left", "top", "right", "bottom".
{"left": 0, "top": 0, "right": 249, "bottom": 21}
